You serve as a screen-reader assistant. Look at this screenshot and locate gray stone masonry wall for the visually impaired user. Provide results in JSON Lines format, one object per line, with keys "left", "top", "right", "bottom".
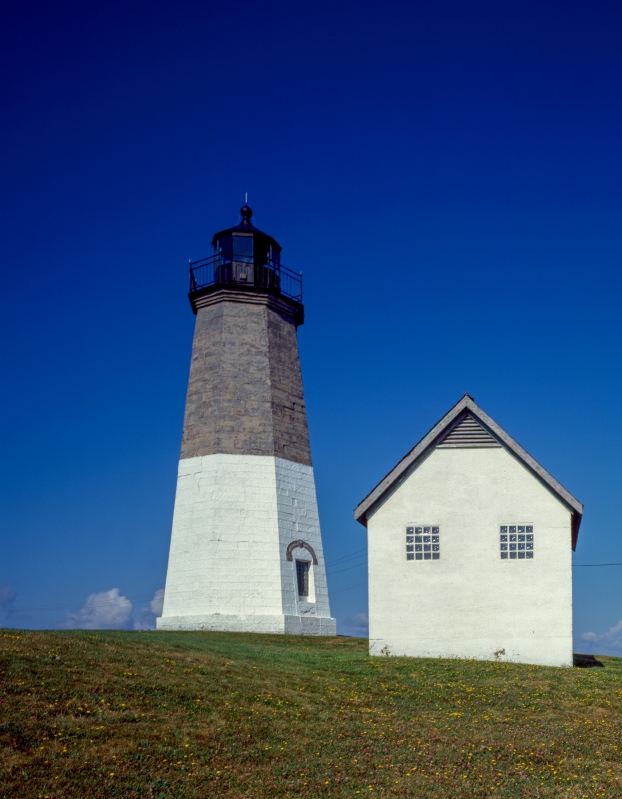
{"left": 180, "top": 296, "right": 312, "bottom": 465}
{"left": 267, "top": 305, "right": 312, "bottom": 465}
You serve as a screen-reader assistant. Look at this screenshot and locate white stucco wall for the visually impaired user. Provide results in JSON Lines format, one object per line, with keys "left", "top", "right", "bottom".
{"left": 367, "top": 446, "right": 573, "bottom": 667}
{"left": 157, "top": 453, "right": 335, "bottom": 634}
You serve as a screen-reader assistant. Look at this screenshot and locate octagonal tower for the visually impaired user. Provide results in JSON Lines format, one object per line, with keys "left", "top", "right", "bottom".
{"left": 158, "top": 205, "right": 335, "bottom": 634}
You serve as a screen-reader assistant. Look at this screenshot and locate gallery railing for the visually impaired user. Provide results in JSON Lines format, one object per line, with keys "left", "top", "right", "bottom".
{"left": 189, "top": 253, "right": 302, "bottom": 303}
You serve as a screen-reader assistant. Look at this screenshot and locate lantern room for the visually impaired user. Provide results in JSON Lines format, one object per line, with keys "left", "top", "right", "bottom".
{"left": 212, "top": 204, "right": 281, "bottom": 266}
{"left": 188, "top": 205, "right": 303, "bottom": 319}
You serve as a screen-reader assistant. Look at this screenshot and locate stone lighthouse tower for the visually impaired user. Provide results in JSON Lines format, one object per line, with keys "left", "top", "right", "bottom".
{"left": 158, "top": 205, "right": 335, "bottom": 634}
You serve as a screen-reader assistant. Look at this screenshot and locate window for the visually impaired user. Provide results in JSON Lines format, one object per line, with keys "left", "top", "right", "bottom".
{"left": 233, "top": 234, "right": 253, "bottom": 258}
{"left": 296, "top": 560, "right": 310, "bottom": 596}
{"left": 500, "top": 525, "right": 534, "bottom": 560}
{"left": 406, "top": 526, "right": 440, "bottom": 560}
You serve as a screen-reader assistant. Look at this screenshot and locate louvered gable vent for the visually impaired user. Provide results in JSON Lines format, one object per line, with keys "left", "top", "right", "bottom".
{"left": 436, "top": 413, "right": 501, "bottom": 448}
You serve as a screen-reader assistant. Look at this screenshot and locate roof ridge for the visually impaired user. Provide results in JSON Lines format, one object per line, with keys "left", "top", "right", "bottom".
{"left": 353, "top": 394, "right": 583, "bottom": 548}
{"left": 437, "top": 410, "right": 501, "bottom": 449}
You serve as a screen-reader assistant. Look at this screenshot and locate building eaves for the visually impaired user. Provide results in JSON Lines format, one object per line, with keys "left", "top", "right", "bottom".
{"left": 353, "top": 393, "right": 584, "bottom": 549}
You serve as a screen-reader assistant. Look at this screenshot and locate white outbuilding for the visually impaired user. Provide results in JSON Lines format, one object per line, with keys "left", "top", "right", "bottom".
{"left": 354, "top": 394, "right": 583, "bottom": 668}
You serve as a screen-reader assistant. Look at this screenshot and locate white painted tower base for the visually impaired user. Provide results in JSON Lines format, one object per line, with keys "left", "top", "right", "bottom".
{"left": 157, "top": 454, "right": 335, "bottom": 634}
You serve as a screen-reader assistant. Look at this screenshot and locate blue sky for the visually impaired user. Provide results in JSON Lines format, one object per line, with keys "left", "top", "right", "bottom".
{"left": 1, "top": 0, "right": 622, "bottom": 651}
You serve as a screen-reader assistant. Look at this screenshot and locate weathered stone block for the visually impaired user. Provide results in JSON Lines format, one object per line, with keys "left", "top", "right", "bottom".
{"left": 180, "top": 295, "right": 311, "bottom": 465}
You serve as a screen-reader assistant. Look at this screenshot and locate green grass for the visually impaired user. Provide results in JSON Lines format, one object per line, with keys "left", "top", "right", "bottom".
{"left": 1, "top": 630, "right": 621, "bottom": 798}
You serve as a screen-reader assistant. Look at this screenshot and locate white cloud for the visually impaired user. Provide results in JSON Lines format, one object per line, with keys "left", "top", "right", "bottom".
{"left": 63, "top": 588, "right": 134, "bottom": 630}
{"left": 341, "top": 612, "right": 369, "bottom": 637}
{"left": 0, "top": 584, "right": 17, "bottom": 615}
{"left": 134, "top": 589, "right": 165, "bottom": 630}
{"left": 581, "top": 620, "right": 622, "bottom": 655}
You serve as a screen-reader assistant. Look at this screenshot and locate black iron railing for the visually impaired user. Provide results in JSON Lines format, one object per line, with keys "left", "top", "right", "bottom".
{"left": 189, "top": 253, "right": 302, "bottom": 303}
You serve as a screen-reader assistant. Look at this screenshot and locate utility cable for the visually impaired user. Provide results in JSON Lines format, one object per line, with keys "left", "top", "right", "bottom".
{"left": 324, "top": 548, "right": 367, "bottom": 568}
{"left": 326, "top": 562, "right": 367, "bottom": 577}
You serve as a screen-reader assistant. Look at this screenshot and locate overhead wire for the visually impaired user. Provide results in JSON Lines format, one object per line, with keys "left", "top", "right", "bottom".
{"left": 11, "top": 555, "right": 617, "bottom": 615}
{"left": 324, "top": 547, "right": 367, "bottom": 568}
{"left": 327, "top": 562, "right": 367, "bottom": 577}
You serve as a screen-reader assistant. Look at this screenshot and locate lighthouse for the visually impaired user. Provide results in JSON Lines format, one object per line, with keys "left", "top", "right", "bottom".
{"left": 157, "top": 205, "right": 335, "bottom": 634}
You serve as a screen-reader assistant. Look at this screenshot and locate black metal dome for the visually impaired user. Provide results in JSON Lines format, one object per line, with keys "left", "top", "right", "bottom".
{"left": 187, "top": 205, "right": 302, "bottom": 324}
{"left": 211, "top": 205, "right": 282, "bottom": 259}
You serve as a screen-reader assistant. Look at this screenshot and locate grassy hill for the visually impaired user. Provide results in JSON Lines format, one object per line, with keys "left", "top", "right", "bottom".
{"left": 1, "top": 630, "right": 621, "bottom": 798}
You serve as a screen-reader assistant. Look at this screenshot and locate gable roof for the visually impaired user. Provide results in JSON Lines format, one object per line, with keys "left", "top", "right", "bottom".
{"left": 354, "top": 393, "right": 583, "bottom": 549}
{"left": 437, "top": 413, "right": 500, "bottom": 448}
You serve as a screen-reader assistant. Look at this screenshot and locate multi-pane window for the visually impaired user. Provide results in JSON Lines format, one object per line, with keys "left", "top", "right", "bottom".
{"left": 406, "top": 526, "right": 440, "bottom": 560}
{"left": 500, "top": 525, "right": 534, "bottom": 559}
{"left": 296, "top": 560, "right": 310, "bottom": 596}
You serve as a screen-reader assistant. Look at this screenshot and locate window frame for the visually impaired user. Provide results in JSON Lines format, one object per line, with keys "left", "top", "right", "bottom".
{"left": 406, "top": 525, "right": 440, "bottom": 561}
{"left": 500, "top": 524, "right": 534, "bottom": 560}
{"left": 295, "top": 559, "right": 311, "bottom": 597}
